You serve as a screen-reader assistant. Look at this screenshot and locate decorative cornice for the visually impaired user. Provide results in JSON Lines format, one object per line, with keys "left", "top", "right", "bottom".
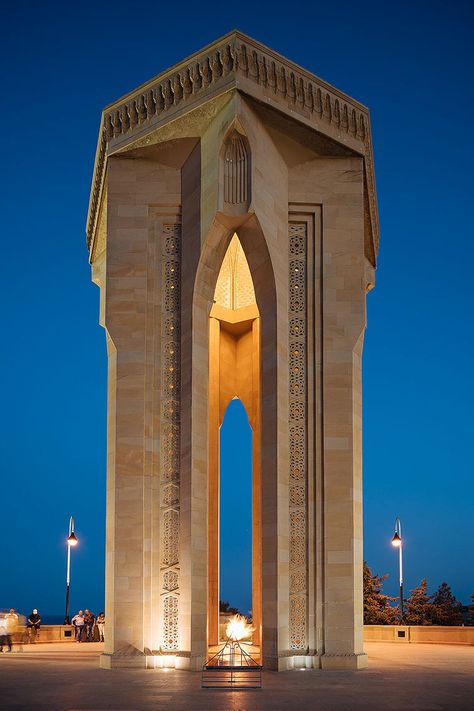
{"left": 87, "top": 31, "right": 378, "bottom": 262}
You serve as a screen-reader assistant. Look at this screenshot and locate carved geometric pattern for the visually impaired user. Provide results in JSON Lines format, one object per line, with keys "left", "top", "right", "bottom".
{"left": 289, "top": 317, "right": 305, "bottom": 338}
{"left": 289, "top": 432, "right": 305, "bottom": 481}
{"left": 160, "top": 223, "right": 181, "bottom": 650}
{"left": 161, "top": 397, "right": 180, "bottom": 422}
{"left": 164, "top": 316, "right": 180, "bottom": 339}
{"left": 162, "top": 510, "right": 179, "bottom": 566}
{"left": 288, "top": 222, "right": 307, "bottom": 652}
{"left": 162, "top": 484, "right": 179, "bottom": 508}
{"left": 289, "top": 595, "right": 306, "bottom": 651}
{"left": 289, "top": 485, "right": 305, "bottom": 507}
{"left": 289, "top": 232, "right": 306, "bottom": 256}
{"left": 290, "top": 509, "right": 306, "bottom": 567}
{"left": 163, "top": 340, "right": 180, "bottom": 395}
{"left": 163, "top": 261, "right": 180, "bottom": 312}
{"left": 162, "top": 424, "right": 180, "bottom": 481}
{"left": 163, "top": 571, "right": 179, "bottom": 592}
{"left": 164, "top": 231, "right": 180, "bottom": 255}
{"left": 290, "top": 570, "right": 306, "bottom": 594}
{"left": 289, "top": 259, "right": 305, "bottom": 313}
{"left": 289, "top": 401, "right": 305, "bottom": 421}
{"left": 162, "top": 595, "right": 179, "bottom": 650}
{"left": 289, "top": 342, "right": 305, "bottom": 398}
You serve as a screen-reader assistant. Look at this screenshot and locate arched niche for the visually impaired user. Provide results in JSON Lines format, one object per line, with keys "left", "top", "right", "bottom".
{"left": 219, "top": 398, "right": 253, "bottom": 625}
{"left": 190, "top": 214, "right": 277, "bottom": 664}
{"left": 219, "top": 130, "right": 251, "bottom": 216}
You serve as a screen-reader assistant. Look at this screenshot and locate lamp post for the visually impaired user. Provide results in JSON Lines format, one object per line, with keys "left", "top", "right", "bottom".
{"left": 391, "top": 517, "right": 404, "bottom": 623}
{"left": 64, "top": 516, "right": 78, "bottom": 625}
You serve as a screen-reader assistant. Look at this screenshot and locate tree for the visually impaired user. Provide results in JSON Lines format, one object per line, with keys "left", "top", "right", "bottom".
{"left": 405, "top": 579, "right": 433, "bottom": 625}
{"left": 363, "top": 561, "right": 399, "bottom": 624}
{"left": 219, "top": 600, "right": 240, "bottom": 615}
{"left": 469, "top": 590, "right": 474, "bottom": 626}
{"left": 431, "top": 582, "right": 464, "bottom": 626}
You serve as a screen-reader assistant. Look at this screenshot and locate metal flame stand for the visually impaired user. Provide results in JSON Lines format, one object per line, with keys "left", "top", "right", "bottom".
{"left": 202, "top": 638, "right": 262, "bottom": 689}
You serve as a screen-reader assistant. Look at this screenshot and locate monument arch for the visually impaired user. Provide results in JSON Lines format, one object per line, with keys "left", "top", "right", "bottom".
{"left": 87, "top": 31, "right": 378, "bottom": 671}
{"left": 192, "top": 215, "right": 278, "bottom": 662}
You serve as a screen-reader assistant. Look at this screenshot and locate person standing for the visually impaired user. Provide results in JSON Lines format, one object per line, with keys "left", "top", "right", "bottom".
{"left": 96, "top": 612, "right": 105, "bottom": 642}
{"left": 71, "top": 610, "right": 84, "bottom": 642}
{"left": 83, "top": 609, "right": 95, "bottom": 642}
{"left": 4, "top": 609, "right": 18, "bottom": 652}
{"left": 27, "top": 609, "right": 41, "bottom": 643}
{"left": 0, "top": 614, "right": 8, "bottom": 652}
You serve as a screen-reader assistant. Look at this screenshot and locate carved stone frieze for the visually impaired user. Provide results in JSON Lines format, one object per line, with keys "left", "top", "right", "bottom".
{"left": 288, "top": 222, "right": 308, "bottom": 652}
{"left": 160, "top": 223, "right": 181, "bottom": 652}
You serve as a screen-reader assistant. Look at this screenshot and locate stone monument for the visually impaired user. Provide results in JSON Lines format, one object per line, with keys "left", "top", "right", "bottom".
{"left": 86, "top": 31, "right": 378, "bottom": 671}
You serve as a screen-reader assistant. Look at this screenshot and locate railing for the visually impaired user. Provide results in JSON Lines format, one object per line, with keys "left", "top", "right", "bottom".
{"left": 364, "top": 625, "right": 474, "bottom": 645}
{"left": 12, "top": 625, "right": 78, "bottom": 643}
{"left": 202, "top": 665, "right": 262, "bottom": 689}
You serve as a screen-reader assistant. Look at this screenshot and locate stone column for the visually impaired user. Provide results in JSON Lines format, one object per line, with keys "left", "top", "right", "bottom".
{"left": 319, "top": 158, "right": 368, "bottom": 670}
{"left": 100, "top": 156, "right": 148, "bottom": 669}
{"left": 99, "top": 154, "right": 182, "bottom": 669}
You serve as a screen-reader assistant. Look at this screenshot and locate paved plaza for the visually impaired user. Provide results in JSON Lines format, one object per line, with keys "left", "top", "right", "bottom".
{"left": 0, "top": 642, "right": 473, "bottom": 710}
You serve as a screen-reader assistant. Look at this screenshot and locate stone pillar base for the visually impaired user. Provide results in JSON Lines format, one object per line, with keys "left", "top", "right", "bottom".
{"left": 189, "top": 655, "right": 206, "bottom": 671}
{"left": 276, "top": 654, "right": 321, "bottom": 671}
{"left": 146, "top": 654, "right": 205, "bottom": 671}
{"left": 320, "top": 653, "right": 368, "bottom": 670}
{"left": 100, "top": 652, "right": 146, "bottom": 670}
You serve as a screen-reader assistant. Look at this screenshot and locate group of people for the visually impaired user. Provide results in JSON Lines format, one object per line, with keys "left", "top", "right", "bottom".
{"left": 0, "top": 608, "right": 41, "bottom": 650}
{"left": 0, "top": 608, "right": 105, "bottom": 650}
{"left": 71, "top": 610, "right": 105, "bottom": 642}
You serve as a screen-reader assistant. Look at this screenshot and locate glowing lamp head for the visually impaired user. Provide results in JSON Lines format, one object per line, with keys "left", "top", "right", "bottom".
{"left": 391, "top": 532, "right": 402, "bottom": 547}
{"left": 67, "top": 532, "right": 78, "bottom": 547}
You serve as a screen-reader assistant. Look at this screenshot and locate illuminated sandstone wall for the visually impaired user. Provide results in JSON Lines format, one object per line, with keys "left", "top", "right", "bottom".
{"left": 88, "top": 32, "right": 377, "bottom": 672}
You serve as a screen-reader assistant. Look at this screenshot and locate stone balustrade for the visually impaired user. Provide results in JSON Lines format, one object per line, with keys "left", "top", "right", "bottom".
{"left": 364, "top": 625, "right": 474, "bottom": 645}
{"left": 11, "top": 624, "right": 472, "bottom": 646}
{"left": 11, "top": 625, "right": 90, "bottom": 643}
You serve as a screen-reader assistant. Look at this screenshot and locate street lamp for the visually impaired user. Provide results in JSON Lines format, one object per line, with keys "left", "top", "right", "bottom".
{"left": 64, "top": 516, "right": 78, "bottom": 625}
{"left": 391, "top": 517, "right": 404, "bottom": 623}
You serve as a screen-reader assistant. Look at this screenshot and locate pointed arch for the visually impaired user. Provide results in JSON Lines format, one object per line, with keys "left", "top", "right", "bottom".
{"left": 188, "top": 213, "right": 277, "bottom": 662}
{"left": 219, "top": 398, "right": 253, "bottom": 622}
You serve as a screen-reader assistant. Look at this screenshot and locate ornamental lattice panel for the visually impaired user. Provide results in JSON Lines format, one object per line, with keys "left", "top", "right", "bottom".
{"left": 288, "top": 222, "right": 308, "bottom": 651}
{"left": 160, "top": 224, "right": 181, "bottom": 651}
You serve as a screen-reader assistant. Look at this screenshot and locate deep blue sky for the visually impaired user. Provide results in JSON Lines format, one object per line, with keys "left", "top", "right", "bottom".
{"left": 220, "top": 400, "right": 253, "bottom": 614}
{"left": 1, "top": 0, "right": 473, "bottom": 618}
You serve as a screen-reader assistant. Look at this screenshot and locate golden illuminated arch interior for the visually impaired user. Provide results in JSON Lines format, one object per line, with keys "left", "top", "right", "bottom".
{"left": 208, "top": 234, "right": 262, "bottom": 656}
{"left": 213, "top": 234, "right": 256, "bottom": 311}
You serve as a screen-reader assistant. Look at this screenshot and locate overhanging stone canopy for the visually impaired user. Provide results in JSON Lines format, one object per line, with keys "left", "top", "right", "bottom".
{"left": 87, "top": 31, "right": 378, "bottom": 266}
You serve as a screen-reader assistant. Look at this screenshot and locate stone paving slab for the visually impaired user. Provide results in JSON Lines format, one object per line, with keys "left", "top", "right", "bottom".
{"left": 0, "top": 642, "right": 473, "bottom": 710}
